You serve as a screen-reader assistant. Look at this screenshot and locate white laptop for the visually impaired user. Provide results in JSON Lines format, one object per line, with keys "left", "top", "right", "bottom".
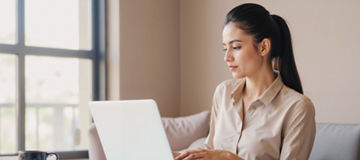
{"left": 89, "top": 99, "right": 174, "bottom": 160}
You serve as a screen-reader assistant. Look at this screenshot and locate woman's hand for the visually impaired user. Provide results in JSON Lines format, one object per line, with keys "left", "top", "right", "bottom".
{"left": 174, "top": 148, "right": 243, "bottom": 160}
{"left": 173, "top": 151, "right": 181, "bottom": 158}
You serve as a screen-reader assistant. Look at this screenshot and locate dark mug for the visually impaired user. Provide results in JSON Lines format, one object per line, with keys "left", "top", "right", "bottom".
{"left": 18, "top": 151, "right": 59, "bottom": 160}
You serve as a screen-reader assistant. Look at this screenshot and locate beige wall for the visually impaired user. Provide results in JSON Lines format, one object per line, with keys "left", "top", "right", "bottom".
{"left": 180, "top": 0, "right": 360, "bottom": 124}
{"left": 180, "top": 0, "right": 232, "bottom": 116}
{"left": 107, "top": 0, "right": 180, "bottom": 117}
{"left": 107, "top": 0, "right": 360, "bottom": 123}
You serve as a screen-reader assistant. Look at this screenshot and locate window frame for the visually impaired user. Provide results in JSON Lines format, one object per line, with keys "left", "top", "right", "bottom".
{"left": 0, "top": 0, "right": 107, "bottom": 158}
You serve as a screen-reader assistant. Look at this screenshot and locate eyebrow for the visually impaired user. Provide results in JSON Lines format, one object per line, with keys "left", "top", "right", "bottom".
{"left": 222, "top": 39, "right": 242, "bottom": 45}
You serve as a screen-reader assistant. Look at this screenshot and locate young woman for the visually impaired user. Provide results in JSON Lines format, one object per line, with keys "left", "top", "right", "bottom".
{"left": 174, "top": 3, "right": 316, "bottom": 160}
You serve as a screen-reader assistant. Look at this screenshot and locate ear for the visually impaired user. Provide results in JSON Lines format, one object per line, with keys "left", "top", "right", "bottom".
{"left": 259, "top": 38, "right": 271, "bottom": 56}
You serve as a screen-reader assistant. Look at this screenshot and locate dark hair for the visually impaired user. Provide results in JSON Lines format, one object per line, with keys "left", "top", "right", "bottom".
{"left": 225, "top": 3, "right": 303, "bottom": 94}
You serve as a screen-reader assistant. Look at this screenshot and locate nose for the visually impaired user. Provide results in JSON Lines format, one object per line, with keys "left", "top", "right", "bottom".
{"left": 224, "top": 50, "right": 233, "bottom": 62}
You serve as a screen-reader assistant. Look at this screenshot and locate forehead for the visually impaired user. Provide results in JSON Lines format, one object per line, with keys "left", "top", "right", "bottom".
{"left": 222, "top": 22, "right": 252, "bottom": 44}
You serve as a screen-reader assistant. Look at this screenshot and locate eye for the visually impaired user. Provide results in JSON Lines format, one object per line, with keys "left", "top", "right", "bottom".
{"left": 223, "top": 48, "right": 228, "bottom": 52}
{"left": 233, "top": 46, "right": 241, "bottom": 50}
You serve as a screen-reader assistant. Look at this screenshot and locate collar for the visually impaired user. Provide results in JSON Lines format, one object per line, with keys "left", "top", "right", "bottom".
{"left": 230, "top": 71, "right": 284, "bottom": 106}
{"left": 258, "top": 74, "right": 284, "bottom": 106}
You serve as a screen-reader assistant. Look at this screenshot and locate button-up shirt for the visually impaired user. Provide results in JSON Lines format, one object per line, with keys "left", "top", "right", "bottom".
{"left": 204, "top": 75, "right": 316, "bottom": 160}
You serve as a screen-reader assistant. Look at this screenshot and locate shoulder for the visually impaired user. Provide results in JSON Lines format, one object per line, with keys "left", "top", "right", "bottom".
{"left": 280, "top": 86, "right": 315, "bottom": 118}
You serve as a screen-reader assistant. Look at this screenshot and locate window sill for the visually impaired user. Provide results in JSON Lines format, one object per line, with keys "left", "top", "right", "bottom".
{"left": 0, "top": 156, "right": 88, "bottom": 160}
{"left": 0, "top": 150, "right": 88, "bottom": 160}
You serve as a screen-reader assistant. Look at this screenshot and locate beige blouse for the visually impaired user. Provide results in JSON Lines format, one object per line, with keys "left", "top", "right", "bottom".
{"left": 204, "top": 75, "right": 316, "bottom": 160}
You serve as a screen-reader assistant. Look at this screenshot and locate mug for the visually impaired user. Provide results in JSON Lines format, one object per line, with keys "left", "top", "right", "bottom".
{"left": 18, "top": 150, "right": 59, "bottom": 160}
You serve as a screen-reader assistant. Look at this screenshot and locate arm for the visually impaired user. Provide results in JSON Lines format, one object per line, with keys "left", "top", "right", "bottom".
{"left": 280, "top": 97, "right": 316, "bottom": 160}
{"left": 203, "top": 83, "right": 222, "bottom": 149}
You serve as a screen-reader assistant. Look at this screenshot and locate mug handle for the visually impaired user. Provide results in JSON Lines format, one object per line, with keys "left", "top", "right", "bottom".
{"left": 46, "top": 152, "right": 59, "bottom": 160}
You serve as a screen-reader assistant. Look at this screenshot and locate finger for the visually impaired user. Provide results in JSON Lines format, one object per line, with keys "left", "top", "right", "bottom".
{"left": 175, "top": 149, "right": 209, "bottom": 160}
{"left": 175, "top": 150, "right": 200, "bottom": 159}
{"left": 190, "top": 153, "right": 206, "bottom": 159}
{"left": 175, "top": 152, "right": 191, "bottom": 160}
{"left": 183, "top": 152, "right": 207, "bottom": 160}
{"left": 183, "top": 153, "right": 198, "bottom": 160}
{"left": 173, "top": 151, "right": 181, "bottom": 158}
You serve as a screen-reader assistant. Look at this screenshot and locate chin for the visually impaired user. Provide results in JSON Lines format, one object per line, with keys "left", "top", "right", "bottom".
{"left": 232, "top": 73, "right": 245, "bottom": 79}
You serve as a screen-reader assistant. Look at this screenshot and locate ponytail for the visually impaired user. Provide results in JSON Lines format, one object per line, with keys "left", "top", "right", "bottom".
{"left": 271, "top": 15, "right": 303, "bottom": 94}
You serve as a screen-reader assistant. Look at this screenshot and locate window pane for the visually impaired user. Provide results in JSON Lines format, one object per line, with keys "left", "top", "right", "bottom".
{"left": 25, "top": 0, "right": 92, "bottom": 50}
{"left": 0, "top": 53, "right": 17, "bottom": 154}
{"left": 25, "top": 56, "right": 92, "bottom": 152}
{"left": 0, "top": 0, "right": 16, "bottom": 44}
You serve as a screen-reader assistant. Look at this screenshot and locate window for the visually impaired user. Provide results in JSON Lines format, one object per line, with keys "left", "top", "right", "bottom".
{"left": 0, "top": 0, "right": 106, "bottom": 158}
{"left": 0, "top": 54, "right": 17, "bottom": 154}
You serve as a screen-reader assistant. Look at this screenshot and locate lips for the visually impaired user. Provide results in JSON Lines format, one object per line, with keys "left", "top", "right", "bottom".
{"left": 229, "top": 65, "right": 238, "bottom": 70}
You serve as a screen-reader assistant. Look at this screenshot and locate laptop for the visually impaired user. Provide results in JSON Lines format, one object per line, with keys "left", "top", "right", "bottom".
{"left": 89, "top": 99, "right": 174, "bottom": 160}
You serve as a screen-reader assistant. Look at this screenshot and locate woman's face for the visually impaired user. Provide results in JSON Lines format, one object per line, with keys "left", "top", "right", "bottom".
{"left": 222, "top": 22, "right": 264, "bottom": 79}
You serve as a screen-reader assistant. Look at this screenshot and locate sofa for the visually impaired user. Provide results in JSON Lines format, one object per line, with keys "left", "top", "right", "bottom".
{"left": 88, "top": 111, "right": 360, "bottom": 160}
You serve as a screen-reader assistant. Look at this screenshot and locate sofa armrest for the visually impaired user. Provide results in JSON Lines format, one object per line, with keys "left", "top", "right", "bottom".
{"left": 309, "top": 123, "right": 360, "bottom": 160}
{"left": 162, "top": 110, "right": 210, "bottom": 151}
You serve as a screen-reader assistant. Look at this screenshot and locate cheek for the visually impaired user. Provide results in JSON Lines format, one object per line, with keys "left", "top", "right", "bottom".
{"left": 235, "top": 50, "right": 262, "bottom": 71}
{"left": 236, "top": 51, "right": 259, "bottom": 66}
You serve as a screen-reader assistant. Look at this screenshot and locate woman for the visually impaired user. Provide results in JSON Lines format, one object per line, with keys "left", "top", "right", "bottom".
{"left": 174, "top": 3, "right": 316, "bottom": 160}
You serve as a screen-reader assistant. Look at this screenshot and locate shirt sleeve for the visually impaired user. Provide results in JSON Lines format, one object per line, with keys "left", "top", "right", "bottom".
{"left": 280, "top": 96, "right": 316, "bottom": 160}
{"left": 203, "top": 83, "right": 222, "bottom": 149}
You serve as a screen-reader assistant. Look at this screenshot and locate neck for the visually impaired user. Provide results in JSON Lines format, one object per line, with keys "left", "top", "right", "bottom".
{"left": 243, "top": 66, "right": 275, "bottom": 99}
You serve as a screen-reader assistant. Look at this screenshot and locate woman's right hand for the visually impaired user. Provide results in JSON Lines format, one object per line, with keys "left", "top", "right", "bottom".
{"left": 173, "top": 151, "right": 181, "bottom": 158}
{"left": 173, "top": 149, "right": 243, "bottom": 160}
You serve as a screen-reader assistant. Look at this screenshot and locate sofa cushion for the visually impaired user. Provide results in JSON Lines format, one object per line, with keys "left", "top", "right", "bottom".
{"left": 309, "top": 123, "right": 360, "bottom": 160}
{"left": 186, "top": 137, "right": 207, "bottom": 150}
{"left": 162, "top": 110, "right": 210, "bottom": 151}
